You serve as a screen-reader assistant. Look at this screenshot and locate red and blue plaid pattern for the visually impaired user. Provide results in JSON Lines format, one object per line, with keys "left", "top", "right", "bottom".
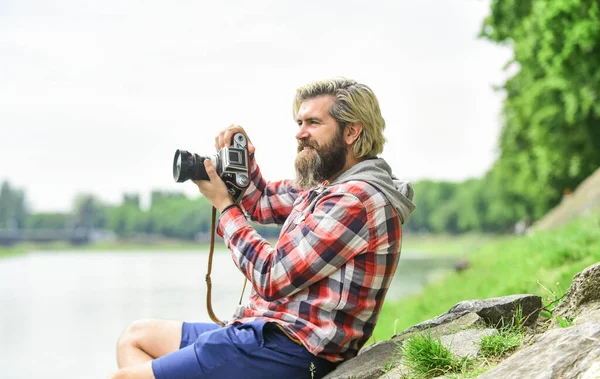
{"left": 216, "top": 159, "right": 402, "bottom": 363}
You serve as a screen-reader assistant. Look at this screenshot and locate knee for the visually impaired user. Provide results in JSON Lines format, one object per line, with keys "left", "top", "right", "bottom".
{"left": 117, "top": 319, "right": 156, "bottom": 349}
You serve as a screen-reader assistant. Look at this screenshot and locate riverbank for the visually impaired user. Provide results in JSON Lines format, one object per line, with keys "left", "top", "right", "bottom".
{"left": 372, "top": 209, "right": 600, "bottom": 344}
{"left": 401, "top": 233, "right": 503, "bottom": 257}
{"left": 0, "top": 232, "right": 495, "bottom": 257}
{"left": 0, "top": 239, "right": 235, "bottom": 257}
{"left": 0, "top": 246, "right": 27, "bottom": 259}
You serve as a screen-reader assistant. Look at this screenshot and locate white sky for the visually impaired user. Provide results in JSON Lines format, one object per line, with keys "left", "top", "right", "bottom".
{"left": 0, "top": 0, "right": 513, "bottom": 213}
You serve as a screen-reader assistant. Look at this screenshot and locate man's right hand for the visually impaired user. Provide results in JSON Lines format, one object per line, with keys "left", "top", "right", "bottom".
{"left": 215, "top": 124, "right": 255, "bottom": 155}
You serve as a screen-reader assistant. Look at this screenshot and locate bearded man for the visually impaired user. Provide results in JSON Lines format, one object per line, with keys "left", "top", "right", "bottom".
{"left": 111, "top": 77, "right": 416, "bottom": 379}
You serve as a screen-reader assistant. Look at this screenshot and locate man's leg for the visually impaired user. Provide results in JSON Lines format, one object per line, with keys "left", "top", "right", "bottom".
{"left": 110, "top": 362, "right": 154, "bottom": 379}
{"left": 150, "top": 322, "right": 337, "bottom": 379}
{"left": 116, "top": 319, "right": 183, "bottom": 368}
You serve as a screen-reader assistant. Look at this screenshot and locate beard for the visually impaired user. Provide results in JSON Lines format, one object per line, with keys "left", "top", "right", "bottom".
{"left": 294, "top": 128, "right": 347, "bottom": 189}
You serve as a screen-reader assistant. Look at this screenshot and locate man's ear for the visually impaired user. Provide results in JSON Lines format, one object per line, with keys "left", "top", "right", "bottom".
{"left": 344, "top": 122, "right": 363, "bottom": 145}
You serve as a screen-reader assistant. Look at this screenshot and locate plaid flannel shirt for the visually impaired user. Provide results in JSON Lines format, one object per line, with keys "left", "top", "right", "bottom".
{"left": 216, "top": 157, "right": 402, "bottom": 363}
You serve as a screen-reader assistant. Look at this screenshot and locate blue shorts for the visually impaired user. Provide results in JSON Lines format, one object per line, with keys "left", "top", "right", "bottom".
{"left": 151, "top": 321, "right": 337, "bottom": 379}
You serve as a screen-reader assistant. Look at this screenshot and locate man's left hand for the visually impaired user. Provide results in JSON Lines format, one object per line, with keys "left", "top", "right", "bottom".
{"left": 193, "top": 160, "right": 234, "bottom": 212}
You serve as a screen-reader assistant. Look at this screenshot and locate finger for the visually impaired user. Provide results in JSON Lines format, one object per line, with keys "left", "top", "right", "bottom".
{"left": 204, "top": 160, "right": 219, "bottom": 181}
{"left": 248, "top": 142, "right": 255, "bottom": 155}
{"left": 223, "top": 124, "right": 239, "bottom": 147}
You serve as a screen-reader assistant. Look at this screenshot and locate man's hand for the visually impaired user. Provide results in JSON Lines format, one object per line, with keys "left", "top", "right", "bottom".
{"left": 193, "top": 160, "right": 234, "bottom": 212}
{"left": 215, "top": 124, "right": 256, "bottom": 155}
{"left": 196, "top": 124, "right": 255, "bottom": 212}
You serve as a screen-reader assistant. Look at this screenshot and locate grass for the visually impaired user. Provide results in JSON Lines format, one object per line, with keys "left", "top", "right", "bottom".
{"left": 478, "top": 330, "right": 522, "bottom": 359}
{"left": 479, "top": 305, "right": 525, "bottom": 360}
{"left": 555, "top": 315, "right": 574, "bottom": 328}
{"left": 395, "top": 305, "right": 527, "bottom": 379}
{"left": 399, "top": 332, "right": 472, "bottom": 379}
{"left": 0, "top": 246, "right": 27, "bottom": 259}
{"left": 401, "top": 232, "right": 502, "bottom": 257}
{"left": 374, "top": 210, "right": 600, "bottom": 342}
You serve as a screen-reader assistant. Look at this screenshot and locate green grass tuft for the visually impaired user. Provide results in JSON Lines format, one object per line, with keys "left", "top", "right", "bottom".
{"left": 478, "top": 330, "right": 522, "bottom": 359}
{"left": 400, "top": 332, "right": 472, "bottom": 379}
{"left": 479, "top": 304, "right": 525, "bottom": 359}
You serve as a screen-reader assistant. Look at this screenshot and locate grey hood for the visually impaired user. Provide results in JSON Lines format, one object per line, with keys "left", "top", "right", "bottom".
{"left": 329, "top": 158, "right": 416, "bottom": 224}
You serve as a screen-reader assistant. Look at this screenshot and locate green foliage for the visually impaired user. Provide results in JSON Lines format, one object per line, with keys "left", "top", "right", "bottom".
{"left": 479, "top": 330, "right": 522, "bottom": 359}
{"left": 556, "top": 315, "right": 574, "bottom": 328}
{"left": 479, "top": 307, "right": 525, "bottom": 359}
{"left": 406, "top": 0, "right": 600, "bottom": 235}
{"left": 480, "top": 0, "right": 600, "bottom": 220}
{"left": 104, "top": 191, "right": 214, "bottom": 240}
{"left": 405, "top": 177, "right": 523, "bottom": 234}
{"left": 25, "top": 212, "right": 71, "bottom": 229}
{"left": 0, "top": 180, "right": 28, "bottom": 229}
{"left": 0, "top": 179, "right": 283, "bottom": 244}
{"left": 73, "top": 194, "right": 107, "bottom": 229}
{"left": 400, "top": 332, "right": 472, "bottom": 379}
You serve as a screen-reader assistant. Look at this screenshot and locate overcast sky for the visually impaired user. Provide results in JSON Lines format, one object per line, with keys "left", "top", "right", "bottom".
{"left": 0, "top": 0, "right": 513, "bottom": 213}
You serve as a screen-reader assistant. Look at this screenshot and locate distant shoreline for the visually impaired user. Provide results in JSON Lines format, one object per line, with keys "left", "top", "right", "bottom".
{"left": 0, "top": 233, "right": 496, "bottom": 259}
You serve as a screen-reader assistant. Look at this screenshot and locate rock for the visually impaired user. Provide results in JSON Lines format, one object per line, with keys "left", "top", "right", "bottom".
{"left": 553, "top": 262, "right": 600, "bottom": 322}
{"left": 324, "top": 339, "right": 401, "bottom": 379}
{"left": 398, "top": 294, "right": 542, "bottom": 335}
{"left": 376, "top": 364, "right": 408, "bottom": 379}
{"left": 454, "top": 258, "right": 470, "bottom": 273}
{"left": 477, "top": 322, "right": 600, "bottom": 379}
{"left": 574, "top": 301, "right": 600, "bottom": 325}
{"left": 325, "top": 295, "right": 539, "bottom": 379}
{"left": 440, "top": 328, "right": 497, "bottom": 358}
{"left": 394, "top": 312, "right": 486, "bottom": 341}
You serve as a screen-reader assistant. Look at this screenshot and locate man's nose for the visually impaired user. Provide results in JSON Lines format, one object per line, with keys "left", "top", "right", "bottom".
{"left": 296, "top": 122, "right": 310, "bottom": 140}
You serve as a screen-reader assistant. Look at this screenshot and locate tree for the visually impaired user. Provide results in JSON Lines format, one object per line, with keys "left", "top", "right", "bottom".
{"left": 25, "top": 212, "right": 71, "bottom": 229}
{"left": 480, "top": 0, "right": 600, "bottom": 219}
{"left": 0, "top": 180, "right": 28, "bottom": 229}
{"left": 72, "top": 194, "right": 107, "bottom": 229}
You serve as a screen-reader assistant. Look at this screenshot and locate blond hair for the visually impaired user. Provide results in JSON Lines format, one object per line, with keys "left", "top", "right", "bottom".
{"left": 293, "top": 77, "right": 386, "bottom": 158}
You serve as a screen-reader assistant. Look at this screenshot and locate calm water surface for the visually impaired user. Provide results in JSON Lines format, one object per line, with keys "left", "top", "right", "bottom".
{"left": 0, "top": 250, "right": 456, "bottom": 379}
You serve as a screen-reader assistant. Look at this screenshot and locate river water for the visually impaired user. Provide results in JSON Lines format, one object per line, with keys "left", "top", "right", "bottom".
{"left": 0, "top": 250, "right": 456, "bottom": 379}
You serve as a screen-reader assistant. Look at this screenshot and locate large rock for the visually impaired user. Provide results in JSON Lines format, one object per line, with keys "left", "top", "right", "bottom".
{"left": 439, "top": 328, "right": 497, "bottom": 359}
{"left": 477, "top": 322, "right": 600, "bottom": 379}
{"left": 553, "top": 262, "right": 600, "bottom": 322}
{"left": 398, "top": 294, "right": 542, "bottom": 335}
{"left": 324, "top": 339, "right": 401, "bottom": 379}
{"left": 324, "top": 295, "right": 540, "bottom": 379}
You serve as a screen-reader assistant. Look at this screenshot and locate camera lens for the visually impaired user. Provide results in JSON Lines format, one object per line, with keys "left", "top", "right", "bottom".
{"left": 174, "top": 153, "right": 182, "bottom": 178}
{"left": 173, "top": 149, "right": 210, "bottom": 182}
{"left": 173, "top": 150, "right": 185, "bottom": 182}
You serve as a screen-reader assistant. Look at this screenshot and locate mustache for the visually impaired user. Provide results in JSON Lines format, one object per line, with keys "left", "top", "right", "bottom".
{"left": 297, "top": 139, "right": 319, "bottom": 153}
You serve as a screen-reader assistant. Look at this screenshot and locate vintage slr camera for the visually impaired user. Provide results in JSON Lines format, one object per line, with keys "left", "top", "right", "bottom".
{"left": 173, "top": 133, "right": 250, "bottom": 201}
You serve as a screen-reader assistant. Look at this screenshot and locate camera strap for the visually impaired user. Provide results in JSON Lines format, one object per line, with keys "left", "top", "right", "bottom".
{"left": 205, "top": 206, "right": 248, "bottom": 326}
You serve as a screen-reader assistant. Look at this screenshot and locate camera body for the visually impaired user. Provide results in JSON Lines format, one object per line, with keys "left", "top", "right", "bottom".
{"left": 173, "top": 133, "right": 250, "bottom": 202}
